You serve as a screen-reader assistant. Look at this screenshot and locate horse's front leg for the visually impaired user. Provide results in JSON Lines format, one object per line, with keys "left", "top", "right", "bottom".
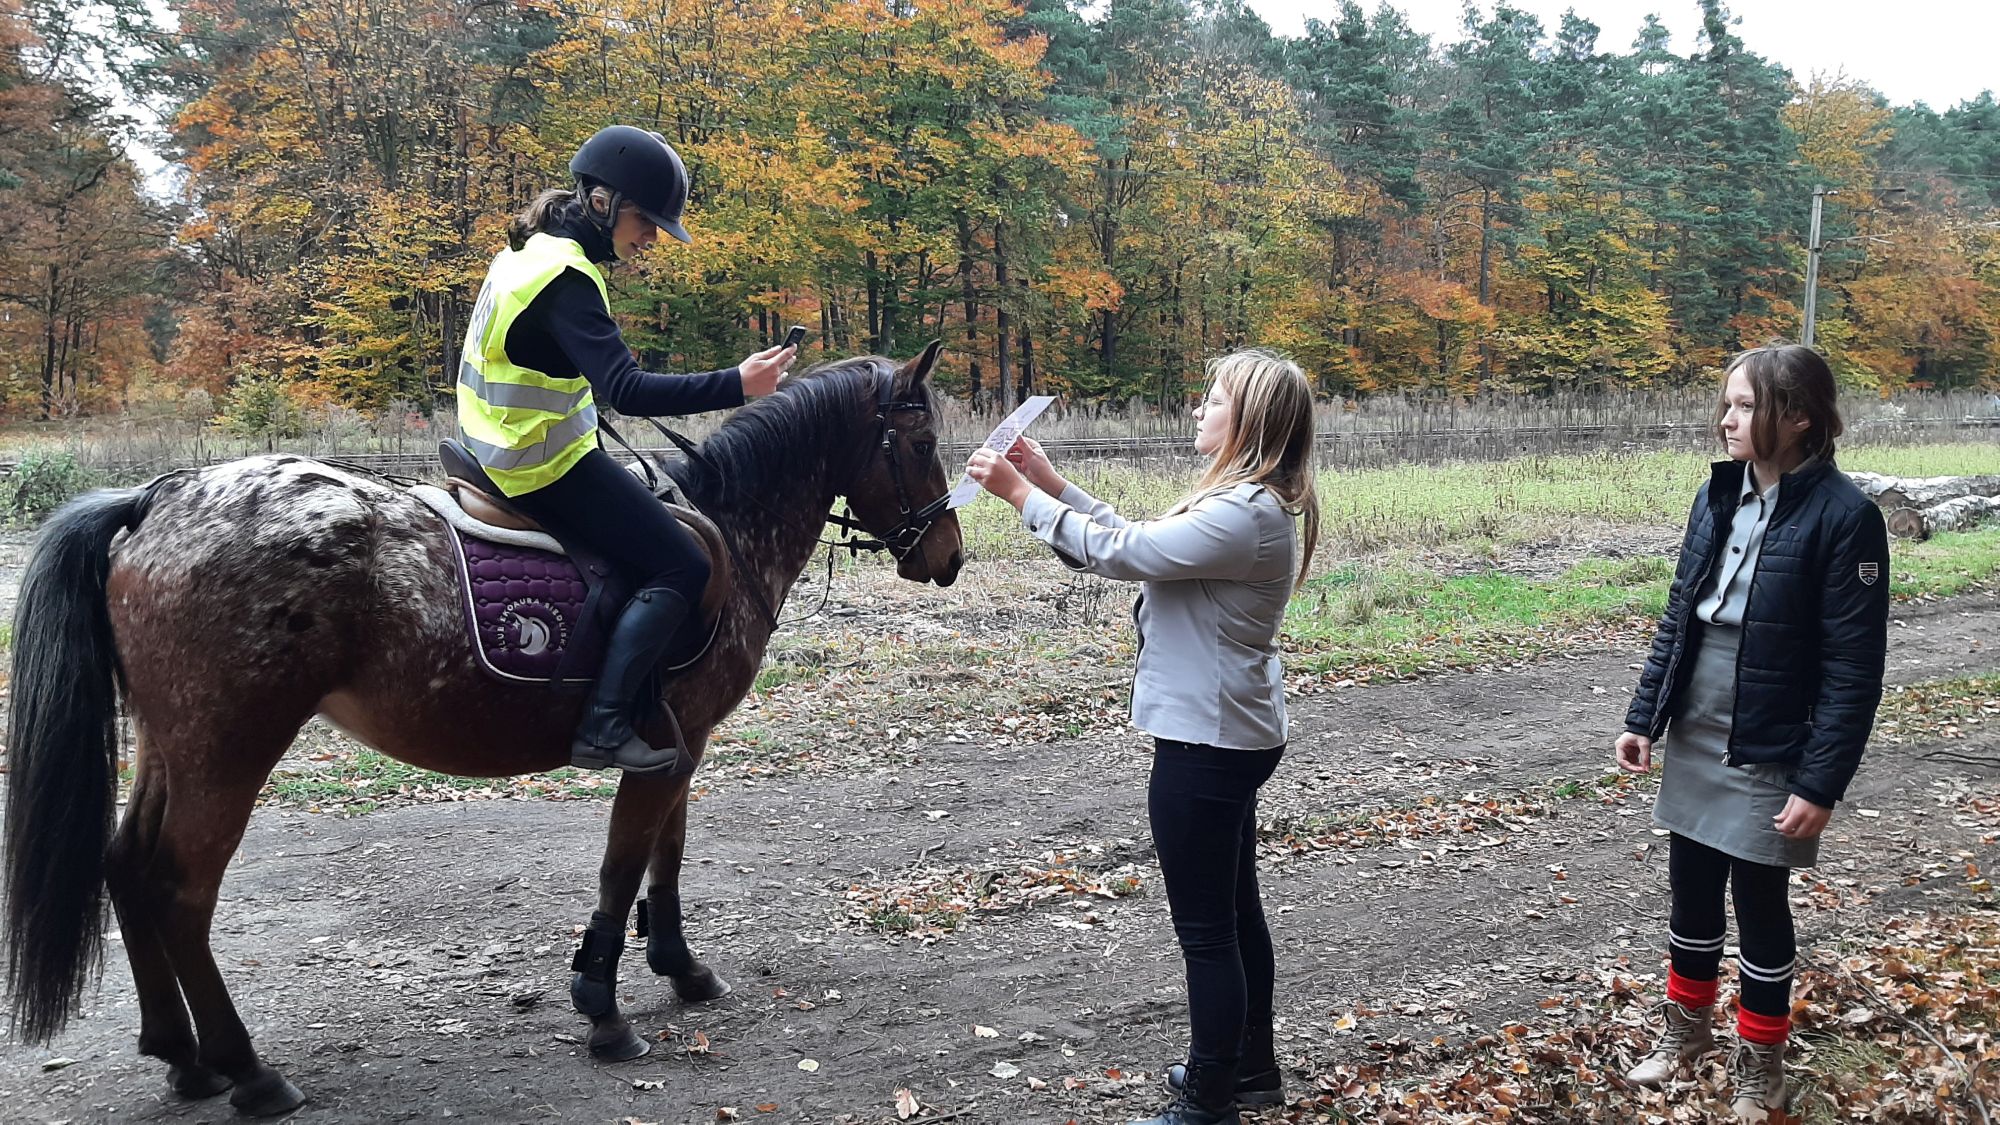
{"left": 571, "top": 771, "right": 679, "bottom": 1062}
{"left": 641, "top": 730, "right": 731, "bottom": 1002}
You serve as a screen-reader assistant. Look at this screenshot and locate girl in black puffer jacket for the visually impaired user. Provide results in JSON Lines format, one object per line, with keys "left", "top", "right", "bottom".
{"left": 1613, "top": 343, "right": 1889, "bottom": 1122}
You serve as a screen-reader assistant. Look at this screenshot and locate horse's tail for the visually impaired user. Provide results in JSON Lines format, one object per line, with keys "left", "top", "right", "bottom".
{"left": 5, "top": 485, "right": 148, "bottom": 1043}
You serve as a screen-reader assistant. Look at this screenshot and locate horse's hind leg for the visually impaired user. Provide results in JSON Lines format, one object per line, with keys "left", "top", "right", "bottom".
{"left": 150, "top": 749, "right": 308, "bottom": 1117}
{"left": 104, "top": 750, "right": 232, "bottom": 1099}
{"left": 642, "top": 747, "right": 730, "bottom": 1003}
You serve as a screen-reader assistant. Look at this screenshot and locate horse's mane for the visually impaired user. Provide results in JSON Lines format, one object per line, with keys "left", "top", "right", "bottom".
{"left": 665, "top": 355, "right": 894, "bottom": 504}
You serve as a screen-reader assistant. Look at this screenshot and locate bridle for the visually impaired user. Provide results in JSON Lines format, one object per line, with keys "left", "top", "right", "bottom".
{"left": 605, "top": 366, "right": 951, "bottom": 628}
{"left": 820, "top": 371, "right": 952, "bottom": 560}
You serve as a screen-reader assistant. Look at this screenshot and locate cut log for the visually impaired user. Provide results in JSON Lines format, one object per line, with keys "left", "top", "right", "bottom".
{"left": 1885, "top": 507, "right": 1929, "bottom": 540}
{"left": 1882, "top": 495, "right": 2000, "bottom": 540}
{"left": 1848, "top": 471, "right": 2000, "bottom": 510}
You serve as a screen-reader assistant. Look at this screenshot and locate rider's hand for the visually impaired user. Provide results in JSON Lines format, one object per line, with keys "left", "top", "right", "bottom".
{"left": 967, "top": 448, "right": 1033, "bottom": 510}
{"left": 739, "top": 344, "right": 796, "bottom": 398}
{"left": 1006, "top": 436, "right": 1066, "bottom": 496}
{"left": 1614, "top": 731, "right": 1653, "bottom": 774}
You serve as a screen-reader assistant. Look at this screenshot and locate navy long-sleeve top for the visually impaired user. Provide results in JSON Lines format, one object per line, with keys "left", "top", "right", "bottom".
{"left": 502, "top": 213, "right": 744, "bottom": 418}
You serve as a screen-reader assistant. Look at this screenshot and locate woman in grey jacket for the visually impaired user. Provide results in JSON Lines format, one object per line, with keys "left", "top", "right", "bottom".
{"left": 967, "top": 350, "right": 1321, "bottom": 1125}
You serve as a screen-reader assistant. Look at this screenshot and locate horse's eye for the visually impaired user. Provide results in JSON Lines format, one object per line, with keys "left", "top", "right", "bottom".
{"left": 913, "top": 440, "right": 935, "bottom": 459}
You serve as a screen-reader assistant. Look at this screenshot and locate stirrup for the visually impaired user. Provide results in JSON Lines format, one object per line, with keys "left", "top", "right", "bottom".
{"left": 571, "top": 705, "right": 695, "bottom": 776}
{"left": 570, "top": 734, "right": 696, "bottom": 776}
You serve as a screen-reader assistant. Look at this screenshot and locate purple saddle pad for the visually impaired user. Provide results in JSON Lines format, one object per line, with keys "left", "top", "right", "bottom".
{"left": 445, "top": 523, "right": 606, "bottom": 685}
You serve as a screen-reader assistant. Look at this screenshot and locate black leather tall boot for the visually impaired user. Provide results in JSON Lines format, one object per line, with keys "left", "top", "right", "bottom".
{"left": 569, "top": 587, "right": 694, "bottom": 775}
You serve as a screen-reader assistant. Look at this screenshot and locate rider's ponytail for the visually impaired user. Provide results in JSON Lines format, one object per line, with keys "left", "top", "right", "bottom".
{"left": 507, "top": 187, "right": 579, "bottom": 251}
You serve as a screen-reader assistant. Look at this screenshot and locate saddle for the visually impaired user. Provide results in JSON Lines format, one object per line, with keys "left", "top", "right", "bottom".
{"left": 423, "top": 440, "right": 732, "bottom": 688}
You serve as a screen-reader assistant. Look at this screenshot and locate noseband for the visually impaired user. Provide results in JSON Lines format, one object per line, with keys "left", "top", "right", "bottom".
{"left": 822, "top": 372, "right": 951, "bottom": 560}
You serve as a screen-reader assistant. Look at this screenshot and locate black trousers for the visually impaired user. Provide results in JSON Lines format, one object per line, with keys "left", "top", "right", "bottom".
{"left": 508, "top": 447, "right": 709, "bottom": 602}
{"left": 1148, "top": 737, "right": 1285, "bottom": 1069}
{"left": 1667, "top": 833, "right": 1796, "bottom": 1018}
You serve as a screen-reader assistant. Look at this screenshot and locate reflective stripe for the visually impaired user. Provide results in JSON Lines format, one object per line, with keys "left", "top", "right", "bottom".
{"left": 458, "top": 359, "right": 588, "bottom": 414}
{"left": 460, "top": 405, "right": 599, "bottom": 472}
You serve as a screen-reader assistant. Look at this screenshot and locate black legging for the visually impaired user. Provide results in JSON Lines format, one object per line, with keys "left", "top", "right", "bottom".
{"left": 506, "top": 447, "right": 710, "bottom": 602}
{"left": 1148, "top": 738, "right": 1285, "bottom": 1071}
{"left": 1667, "top": 833, "right": 1796, "bottom": 1018}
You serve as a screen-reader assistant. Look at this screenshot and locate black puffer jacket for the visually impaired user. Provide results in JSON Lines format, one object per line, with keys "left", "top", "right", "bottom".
{"left": 1625, "top": 459, "right": 1890, "bottom": 808}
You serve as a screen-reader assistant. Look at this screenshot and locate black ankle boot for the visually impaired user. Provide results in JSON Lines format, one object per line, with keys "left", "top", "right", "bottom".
{"left": 571, "top": 587, "right": 695, "bottom": 775}
{"left": 1163, "top": 1062, "right": 1282, "bottom": 1108}
{"left": 1129, "top": 1059, "right": 1239, "bottom": 1125}
{"left": 1165, "top": 1023, "right": 1282, "bottom": 1108}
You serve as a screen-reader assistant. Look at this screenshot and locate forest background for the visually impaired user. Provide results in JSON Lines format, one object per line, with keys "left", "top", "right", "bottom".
{"left": 4, "top": 0, "right": 1999, "bottom": 427}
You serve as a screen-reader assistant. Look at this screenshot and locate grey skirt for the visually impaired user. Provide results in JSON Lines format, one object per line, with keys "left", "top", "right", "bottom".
{"left": 1652, "top": 624, "right": 1821, "bottom": 869}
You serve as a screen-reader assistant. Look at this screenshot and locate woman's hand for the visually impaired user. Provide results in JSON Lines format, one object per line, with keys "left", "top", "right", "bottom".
{"left": 1007, "top": 436, "right": 1066, "bottom": 496}
{"left": 966, "top": 448, "right": 1033, "bottom": 511}
{"left": 1614, "top": 731, "right": 1653, "bottom": 773}
{"left": 739, "top": 344, "right": 798, "bottom": 398}
{"left": 1773, "top": 794, "right": 1833, "bottom": 839}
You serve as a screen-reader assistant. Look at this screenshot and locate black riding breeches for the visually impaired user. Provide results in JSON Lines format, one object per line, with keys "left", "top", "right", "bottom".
{"left": 506, "top": 447, "right": 710, "bottom": 603}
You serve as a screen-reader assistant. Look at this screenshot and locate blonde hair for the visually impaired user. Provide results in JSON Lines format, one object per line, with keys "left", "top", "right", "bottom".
{"left": 1170, "top": 348, "right": 1322, "bottom": 591}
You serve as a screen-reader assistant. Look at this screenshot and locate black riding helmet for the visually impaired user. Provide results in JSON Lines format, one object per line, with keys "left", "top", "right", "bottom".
{"left": 569, "top": 125, "right": 692, "bottom": 244}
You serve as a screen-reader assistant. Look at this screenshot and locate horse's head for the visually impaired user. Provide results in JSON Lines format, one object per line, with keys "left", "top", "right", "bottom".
{"left": 841, "top": 340, "right": 963, "bottom": 587}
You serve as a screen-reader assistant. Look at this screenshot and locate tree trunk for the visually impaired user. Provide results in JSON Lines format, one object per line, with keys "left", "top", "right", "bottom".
{"left": 866, "top": 251, "right": 882, "bottom": 353}
{"left": 994, "top": 219, "right": 1014, "bottom": 408}
{"left": 1018, "top": 298, "right": 1035, "bottom": 401}
{"left": 956, "top": 212, "right": 982, "bottom": 409}
{"left": 39, "top": 264, "right": 60, "bottom": 421}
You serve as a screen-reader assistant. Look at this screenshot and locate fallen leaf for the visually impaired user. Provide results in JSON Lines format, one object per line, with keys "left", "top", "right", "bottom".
{"left": 973, "top": 1024, "right": 999, "bottom": 1038}
{"left": 632, "top": 1078, "right": 666, "bottom": 1090}
{"left": 895, "top": 1087, "right": 921, "bottom": 1119}
{"left": 797, "top": 1058, "right": 820, "bottom": 1073}
{"left": 40, "top": 1057, "right": 80, "bottom": 1072}
{"left": 991, "top": 1061, "right": 1021, "bottom": 1079}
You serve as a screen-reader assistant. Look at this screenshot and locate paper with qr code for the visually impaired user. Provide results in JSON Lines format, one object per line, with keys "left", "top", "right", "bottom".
{"left": 947, "top": 394, "right": 1057, "bottom": 509}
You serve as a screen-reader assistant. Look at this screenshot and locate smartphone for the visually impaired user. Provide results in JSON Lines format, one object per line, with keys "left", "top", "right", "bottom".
{"left": 780, "top": 325, "right": 809, "bottom": 352}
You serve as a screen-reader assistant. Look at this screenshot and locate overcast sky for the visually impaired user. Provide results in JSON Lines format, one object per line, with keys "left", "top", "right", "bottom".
{"left": 1242, "top": 0, "right": 1997, "bottom": 110}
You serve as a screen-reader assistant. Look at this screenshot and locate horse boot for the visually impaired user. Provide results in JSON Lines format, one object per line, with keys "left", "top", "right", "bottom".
{"left": 570, "top": 586, "right": 697, "bottom": 776}
{"left": 1129, "top": 1058, "right": 1240, "bottom": 1125}
{"left": 1167, "top": 1022, "right": 1283, "bottom": 1108}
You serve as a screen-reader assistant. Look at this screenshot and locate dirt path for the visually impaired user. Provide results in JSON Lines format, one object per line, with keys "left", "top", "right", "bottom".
{"left": 3, "top": 595, "right": 1997, "bottom": 1124}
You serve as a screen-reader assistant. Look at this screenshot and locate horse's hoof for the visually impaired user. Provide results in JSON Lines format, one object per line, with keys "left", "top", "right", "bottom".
{"left": 671, "top": 964, "right": 732, "bottom": 1003}
{"left": 588, "top": 1024, "right": 651, "bottom": 1063}
{"left": 168, "top": 1062, "right": 233, "bottom": 1099}
{"left": 228, "top": 1070, "right": 306, "bottom": 1117}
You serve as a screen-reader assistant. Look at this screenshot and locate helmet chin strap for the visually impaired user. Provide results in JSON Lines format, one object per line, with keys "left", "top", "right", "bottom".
{"left": 579, "top": 181, "right": 626, "bottom": 260}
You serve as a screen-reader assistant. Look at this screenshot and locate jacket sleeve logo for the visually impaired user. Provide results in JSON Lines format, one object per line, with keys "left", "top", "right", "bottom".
{"left": 1858, "top": 561, "right": 1879, "bottom": 586}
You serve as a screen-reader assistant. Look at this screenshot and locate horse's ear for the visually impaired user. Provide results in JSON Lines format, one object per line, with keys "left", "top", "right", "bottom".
{"left": 899, "top": 339, "right": 944, "bottom": 392}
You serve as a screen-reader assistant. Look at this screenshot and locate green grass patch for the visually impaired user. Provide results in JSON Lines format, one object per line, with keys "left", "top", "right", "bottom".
{"left": 957, "top": 442, "right": 2000, "bottom": 559}
{"left": 1278, "top": 525, "right": 2000, "bottom": 678}
{"left": 1891, "top": 527, "right": 2000, "bottom": 599}
{"left": 262, "top": 750, "right": 613, "bottom": 811}
{"left": 1282, "top": 556, "right": 1672, "bottom": 676}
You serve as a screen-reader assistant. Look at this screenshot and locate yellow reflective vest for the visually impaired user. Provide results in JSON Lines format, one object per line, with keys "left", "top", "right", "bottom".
{"left": 456, "top": 233, "right": 610, "bottom": 496}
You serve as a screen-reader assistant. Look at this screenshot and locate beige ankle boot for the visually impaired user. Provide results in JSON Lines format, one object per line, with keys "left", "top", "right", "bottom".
{"left": 1728, "top": 1039, "right": 1788, "bottom": 1121}
{"left": 1625, "top": 999, "right": 1716, "bottom": 1086}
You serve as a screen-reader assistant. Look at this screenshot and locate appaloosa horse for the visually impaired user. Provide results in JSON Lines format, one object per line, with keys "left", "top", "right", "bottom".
{"left": 3, "top": 346, "right": 962, "bottom": 1115}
